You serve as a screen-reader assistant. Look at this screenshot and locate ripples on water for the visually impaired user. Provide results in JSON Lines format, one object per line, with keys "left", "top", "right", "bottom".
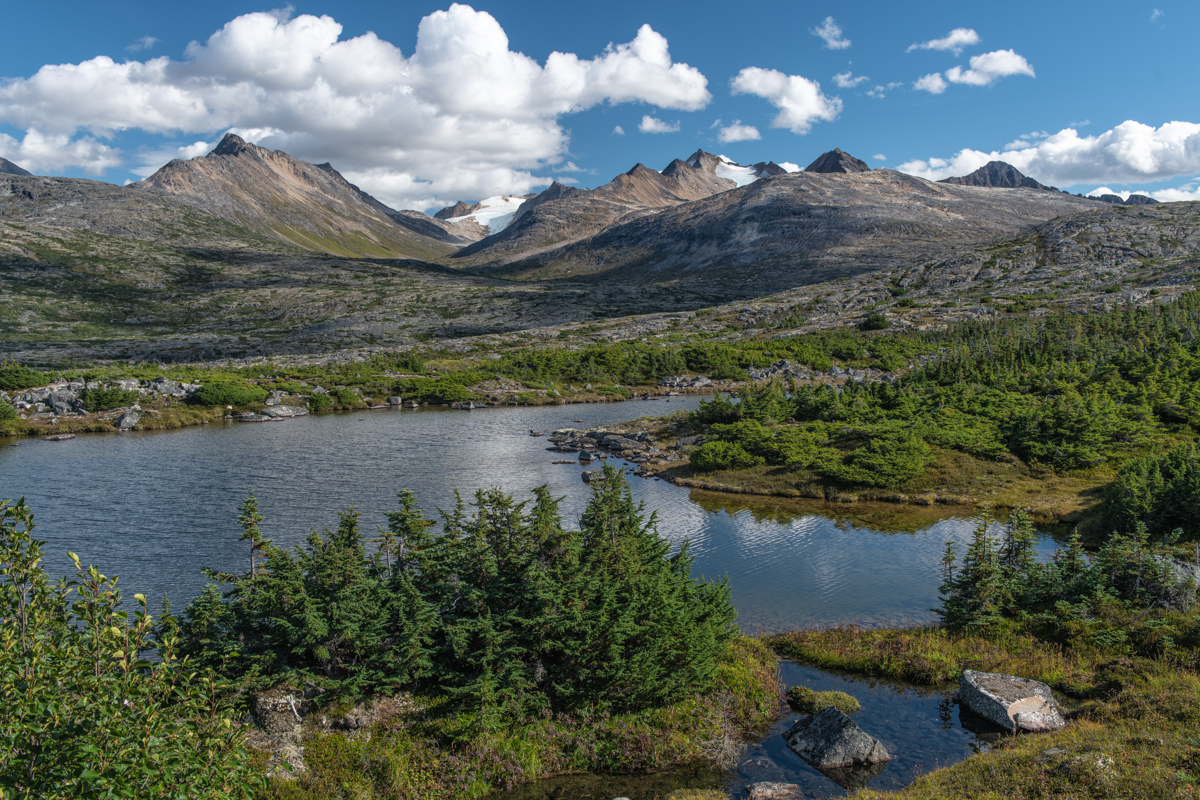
{"left": 0, "top": 399, "right": 1058, "bottom": 630}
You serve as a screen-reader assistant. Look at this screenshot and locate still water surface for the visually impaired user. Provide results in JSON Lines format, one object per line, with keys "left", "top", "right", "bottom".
{"left": 0, "top": 398, "right": 1057, "bottom": 630}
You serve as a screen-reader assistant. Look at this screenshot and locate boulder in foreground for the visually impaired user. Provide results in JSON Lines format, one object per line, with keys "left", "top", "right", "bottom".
{"left": 782, "top": 705, "right": 891, "bottom": 768}
{"left": 958, "top": 669, "right": 1066, "bottom": 732}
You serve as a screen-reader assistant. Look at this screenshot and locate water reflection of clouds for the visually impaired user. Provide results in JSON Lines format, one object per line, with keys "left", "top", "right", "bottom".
{"left": 1, "top": 398, "right": 1061, "bottom": 634}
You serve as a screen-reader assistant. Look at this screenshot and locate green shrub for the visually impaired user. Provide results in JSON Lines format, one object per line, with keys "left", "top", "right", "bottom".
{"left": 306, "top": 392, "right": 333, "bottom": 412}
{"left": 0, "top": 363, "right": 45, "bottom": 392}
{"left": 0, "top": 403, "right": 15, "bottom": 422}
{"left": 860, "top": 313, "right": 890, "bottom": 331}
{"left": 78, "top": 387, "right": 140, "bottom": 411}
{"left": 691, "top": 394, "right": 740, "bottom": 425}
{"left": 1104, "top": 442, "right": 1200, "bottom": 541}
{"left": 821, "top": 430, "right": 931, "bottom": 488}
{"left": 329, "top": 387, "right": 362, "bottom": 408}
{"left": 191, "top": 382, "right": 267, "bottom": 406}
{"left": 179, "top": 468, "right": 738, "bottom": 719}
{"left": 691, "top": 441, "right": 765, "bottom": 472}
{"left": 0, "top": 499, "right": 257, "bottom": 799}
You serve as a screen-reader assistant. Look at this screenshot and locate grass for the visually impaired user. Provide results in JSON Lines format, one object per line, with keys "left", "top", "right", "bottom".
{"left": 256, "top": 637, "right": 782, "bottom": 800}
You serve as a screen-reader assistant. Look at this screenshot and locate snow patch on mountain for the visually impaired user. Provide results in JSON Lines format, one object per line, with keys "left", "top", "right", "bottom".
{"left": 715, "top": 155, "right": 760, "bottom": 187}
{"left": 448, "top": 195, "right": 526, "bottom": 233}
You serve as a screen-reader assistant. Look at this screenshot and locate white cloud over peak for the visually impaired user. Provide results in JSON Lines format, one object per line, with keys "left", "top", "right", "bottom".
{"left": 896, "top": 120, "right": 1200, "bottom": 188}
{"left": 717, "top": 121, "right": 760, "bottom": 143}
{"left": 833, "top": 71, "right": 869, "bottom": 89}
{"left": 946, "top": 49, "right": 1035, "bottom": 86}
{"left": 907, "top": 28, "right": 980, "bottom": 56}
{"left": 0, "top": 4, "right": 711, "bottom": 208}
{"left": 639, "top": 115, "right": 680, "bottom": 133}
{"left": 731, "top": 67, "right": 841, "bottom": 134}
{"left": 778, "top": 162, "right": 801, "bottom": 173}
{"left": 811, "top": 17, "right": 850, "bottom": 50}
{"left": 913, "top": 73, "right": 948, "bottom": 94}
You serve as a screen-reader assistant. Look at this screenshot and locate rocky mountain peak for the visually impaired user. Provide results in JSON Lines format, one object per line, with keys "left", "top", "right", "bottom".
{"left": 804, "top": 149, "right": 871, "bottom": 174}
{"left": 434, "top": 201, "right": 481, "bottom": 220}
{"left": 209, "top": 133, "right": 259, "bottom": 158}
{"left": 0, "top": 157, "right": 32, "bottom": 176}
{"left": 939, "top": 161, "right": 1050, "bottom": 190}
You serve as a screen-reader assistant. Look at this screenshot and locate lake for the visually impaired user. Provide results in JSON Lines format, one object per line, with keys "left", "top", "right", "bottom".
{"left": 0, "top": 398, "right": 1058, "bottom": 631}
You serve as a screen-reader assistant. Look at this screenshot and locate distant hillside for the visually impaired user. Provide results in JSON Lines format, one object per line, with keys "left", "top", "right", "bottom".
{"left": 0, "top": 158, "right": 31, "bottom": 176}
{"left": 939, "top": 161, "right": 1056, "bottom": 191}
{"left": 472, "top": 167, "right": 1101, "bottom": 296}
{"left": 805, "top": 148, "right": 870, "bottom": 174}
{"left": 133, "top": 134, "right": 472, "bottom": 259}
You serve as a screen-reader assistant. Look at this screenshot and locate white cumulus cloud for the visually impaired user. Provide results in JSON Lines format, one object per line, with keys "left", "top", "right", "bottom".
{"left": 872, "top": 153, "right": 886, "bottom": 161}
{"left": 717, "top": 121, "right": 760, "bottom": 143}
{"left": 639, "top": 115, "right": 680, "bottom": 133}
{"left": 778, "top": 162, "right": 800, "bottom": 172}
{"left": 811, "top": 17, "right": 850, "bottom": 50}
{"left": 867, "top": 82, "right": 902, "bottom": 99}
{"left": 0, "top": 4, "right": 712, "bottom": 208}
{"left": 907, "top": 28, "right": 980, "bottom": 56}
{"left": 612, "top": 125, "right": 625, "bottom": 135}
{"left": 833, "top": 71, "right": 869, "bottom": 89}
{"left": 896, "top": 120, "right": 1200, "bottom": 188}
{"left": 946, "top": 49, "right": 1035, "bottom": 86}
{"left": 913, "top": 73, "right": 948, "bottom": 94}
{"left": 0, "top": 129, "right": 122, "bottom": 174}
{"left": 731, "top": 67, "right": 841, "bottom": 134}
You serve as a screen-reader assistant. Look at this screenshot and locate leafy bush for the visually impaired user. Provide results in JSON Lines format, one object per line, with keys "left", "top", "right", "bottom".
{"left": 691, "top": 393, "right": 741, "bottom": 425}
{"left": 0, "top": 499, "right": 257, "bottom": 799}
{"left": 860, "top": 313, "right": 890, "bottom": 331}
{"left": 0, "top": 363, "right": 45, "bottom": 392}
{"left": 78, "top": 387, "right": 140, "bottom": 411}
{"left": 820, "top": 430, "right": 931, "bottom": 488}
{"left": 191, "top": 381, "right": 267, "bottom": 406}
{"left": 179, "top": 468, "right": 738, "bottom": 720}
{"left": 329, "top": 386, "right": 362, "bottom": 408}
{"left": 306, "top": 392, "right": 333, "bottom": 412}
{"left": 0, "top": 403, "right": 15, "bottom": 422}
{"left": 1105, "top": 443, "right": 1200, "bottom": 541}
{"left": 691, "top": 441, "right": 764, "bottom": 472}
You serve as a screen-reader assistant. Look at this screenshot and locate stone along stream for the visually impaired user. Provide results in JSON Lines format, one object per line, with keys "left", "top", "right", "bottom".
{"left": 0, "top": 398, "right": 1060, "bottom": 797}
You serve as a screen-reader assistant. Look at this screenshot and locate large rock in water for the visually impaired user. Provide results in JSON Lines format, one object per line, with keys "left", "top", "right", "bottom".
{"left": 262, "top": 405, "right": 309, "bottom": 418}
{"left": 958, "top": 670, "right": 1066, "bottom": 732}
{"left": 782, "top": 705, "right": 891, "bottom": 768}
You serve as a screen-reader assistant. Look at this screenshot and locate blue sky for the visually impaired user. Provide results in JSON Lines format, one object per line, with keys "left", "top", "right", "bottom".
{"left": 2, "top": 0, "right": 1197, "bottom": 210}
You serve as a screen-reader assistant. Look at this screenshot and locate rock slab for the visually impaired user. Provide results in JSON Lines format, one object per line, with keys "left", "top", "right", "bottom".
{"left": 782, "top": 705, "right": 891, "bottom": 768}
{"left": 958, "top": 669, "right": 1066, "bottom": 732}
{"left": 747, "top": 782, "right": 802, "bottom": 799}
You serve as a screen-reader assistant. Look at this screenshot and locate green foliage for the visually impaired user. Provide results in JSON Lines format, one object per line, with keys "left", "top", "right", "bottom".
{"left": 691, "top": 441, "right": 765, "bottom": 472}
{"left": 306, "top": 392, "right": 333, "bottom": 413}
{"left": 191, "top": 381, "right": 268, "bottom": 407}
{"left": 820, "top": 429, "right": 932, "bottom": 488}
{"left": 936, "top": 510, "right": 1192, "bottom": 636}
{"left": 860, "top": 313, "right": 891, "bottom": 331}
{"left": 0, "top": 404, "right": 15, "bottom": 422}
{"left": 0, "top": 363, "right": 45, "bottom": 392}
{"left": 785, "top": 685, "right": 860, "bottom": 714}
{"left": 691, "top": 394, "right": 740, "bottom": 425}
{"left": 78, "top": 387, "right": 140, "bottom": 411}
{"left": 329, "top": 386, "right": 362, "bottom": 408}
{"left": 1105, "top": 442, "right": 1200, "bottom": 540}
{"left": 0, "top": 499, "right": 257, "bottom": 799}
{"left": 179, "top": 468, "right": 738, "bottom": 722}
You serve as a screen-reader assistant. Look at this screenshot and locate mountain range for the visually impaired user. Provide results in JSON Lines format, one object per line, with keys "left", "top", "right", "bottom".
{"left": 0, "top": 138, "right": 1193, "bottom": 362}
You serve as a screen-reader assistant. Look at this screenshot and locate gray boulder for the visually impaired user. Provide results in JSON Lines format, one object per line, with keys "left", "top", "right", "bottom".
{"left": 387, "top": 396, "right": 403, "bottom": 405}
{"left": 782, "top": 705, "right": 891, "bottom": 768}
{"left": 747, "top": 783, "right": 802, "bottom": 799}
{"left": 958, "top": 670, "right": 1065, "bottom": 732}
{"left": 582, "top": 469, "right": 605, "bottom": 484}
{"left": 48, "top": 389, "right": 78, "bottom": 416}
{"left": 262, "top": 405, "right": 309, "bottom": 418}
{"left": 116, "top": 411, "right": 139, "bottom": 429}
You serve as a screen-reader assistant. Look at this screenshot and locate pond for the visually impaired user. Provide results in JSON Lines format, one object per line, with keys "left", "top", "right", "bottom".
{"left": 0, "top": 398, "right": 1059, "bottom": 631}
{"left": 498, "top": 662, "right": 1017, "bottom": 799}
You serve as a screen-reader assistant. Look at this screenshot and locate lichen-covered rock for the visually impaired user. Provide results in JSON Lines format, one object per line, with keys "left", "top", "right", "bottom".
{"left": 746, "top": 782, "right": 802, "bottom": 799}
{"left": 958, "top": 669, "right": 1066, "bottom": 732}
{"left": 782, "top": 705, "right": 890, "bottom": 768}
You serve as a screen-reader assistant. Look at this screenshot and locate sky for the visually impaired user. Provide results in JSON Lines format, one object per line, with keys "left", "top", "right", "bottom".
{"left": 2, "top": 0, "right": 1198, "bottom": 212}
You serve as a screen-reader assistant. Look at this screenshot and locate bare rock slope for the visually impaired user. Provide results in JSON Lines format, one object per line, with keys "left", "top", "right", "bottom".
{"left": 134, "top": 134, "right": 472, "bottom": 259}
{"left": 474, "top": 168, "right": 1101, "bottom": 296}
{"left": 0, "top": 158, "right": 32, "bottom": 177}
